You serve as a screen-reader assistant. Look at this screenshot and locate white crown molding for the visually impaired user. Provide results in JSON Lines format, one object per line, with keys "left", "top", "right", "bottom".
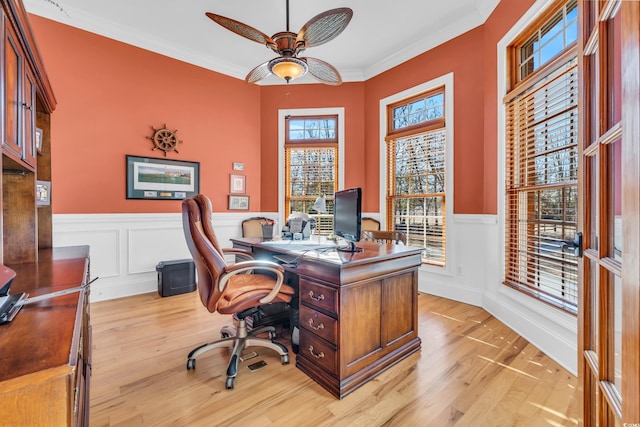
{"left": 25, "top": 0, "right": 499, "bottom": 85}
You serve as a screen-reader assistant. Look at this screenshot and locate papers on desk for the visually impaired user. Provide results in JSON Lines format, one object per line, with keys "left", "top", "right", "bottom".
{"left": 260, "top": 240, "right": 336, "bottom": 253}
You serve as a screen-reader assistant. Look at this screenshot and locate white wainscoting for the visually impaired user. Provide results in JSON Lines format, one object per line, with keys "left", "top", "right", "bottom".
{"left": 53, "top": 211, "right": 577, "bottom": 374}
{"left": 52, "top": 212, "right": 276, "bottom": 302}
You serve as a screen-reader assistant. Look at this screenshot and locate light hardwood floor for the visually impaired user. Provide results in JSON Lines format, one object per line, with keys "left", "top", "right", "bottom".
{"left": 89, "top": 292, "right": 578, "bottom": 426}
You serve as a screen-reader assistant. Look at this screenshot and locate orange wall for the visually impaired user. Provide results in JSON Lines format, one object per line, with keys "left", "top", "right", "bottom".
{"left": 30, "top": 16, "right": 262, "bottom": 214}
{"left": 29, "top": 1, "right": 535, "bottom": 216}
{"left": 364, "top": 27, "right": 486, "bottom": 214}
{"left": 481, "top": 0, "right": 536, "bottom": 214}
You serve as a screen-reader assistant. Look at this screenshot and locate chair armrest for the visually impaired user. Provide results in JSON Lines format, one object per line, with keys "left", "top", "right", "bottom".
{"left": 219, "top": 260, "right": 285, "bottom": 304}
{"left": 221, "top": 247, "right": 254, "bottom": 262}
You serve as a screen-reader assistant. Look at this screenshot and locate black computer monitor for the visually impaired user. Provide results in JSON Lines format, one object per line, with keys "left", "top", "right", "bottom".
{"left": 333, "top": 187, "right": 363, "bottom": 253}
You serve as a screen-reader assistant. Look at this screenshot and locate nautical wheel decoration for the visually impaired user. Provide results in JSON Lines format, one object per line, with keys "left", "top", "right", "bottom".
{"left": 146, "top": 124, "right": 182, "bottom": 156}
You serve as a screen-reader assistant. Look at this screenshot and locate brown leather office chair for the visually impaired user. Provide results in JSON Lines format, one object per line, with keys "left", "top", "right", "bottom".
{"left": 182, "top": 197, "right": 295, "bottom": 389}
{"left": 362, "top": 230, "right": 407, "bottom": 245}
{"left": 195, "top": 194, "right": 253, "bottom": 262}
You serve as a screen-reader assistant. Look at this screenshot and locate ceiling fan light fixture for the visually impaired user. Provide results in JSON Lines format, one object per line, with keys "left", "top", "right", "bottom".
{"left": 269, "top": 57, "right": 308, "bottom": 83}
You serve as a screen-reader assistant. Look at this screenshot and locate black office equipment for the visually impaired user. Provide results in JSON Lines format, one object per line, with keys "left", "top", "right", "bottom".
{"left": 0, "top": 264, "right": 26, "bottom": 324}
{"left": 156, "top": 259, "right": 196, "bottom": 297}
{"left": 334, "top": 187, "right": 363, "bottom": 252}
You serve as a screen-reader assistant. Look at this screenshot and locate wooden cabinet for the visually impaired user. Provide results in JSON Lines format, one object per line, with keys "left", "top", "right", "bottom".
{"left": 296, "top": 247, "right": 422, "bottom": 398}
{"left": 0, "top": 246, "right": 91, "bottom": 426}
{"left": 3, "top": 20, "right": 23, "bottom": 161}
{"left": 1, "top": 0, "right": 57, "bottom": 264}
{"left": 231, "top": 237, "right": 423, "bottom": 399}
{"left": 2, "top": 13, "right": 36, "bottom": 169}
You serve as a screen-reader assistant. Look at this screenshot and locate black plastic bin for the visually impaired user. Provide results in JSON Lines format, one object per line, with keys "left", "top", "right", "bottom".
{"left": 156, "top": 259, "right": 196, "bottom": 297}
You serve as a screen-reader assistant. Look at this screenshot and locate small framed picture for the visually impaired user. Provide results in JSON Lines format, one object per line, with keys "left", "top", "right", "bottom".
{"left": 35, "top": 128, "right": 43, "bottom": 153}
{"left": 36, "top": 180, "right": 51, "bottom": 206}
{"left": 229, "top": 195, "right": 249, "bottom": 210}
{"left": 230, "top": 174, "right": 246, "bottom": 194}
{"left": 232, "top": 162, "right": 244, "bottom": 171}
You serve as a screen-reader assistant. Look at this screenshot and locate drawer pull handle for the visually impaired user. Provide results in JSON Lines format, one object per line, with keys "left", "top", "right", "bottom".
{"left": 308, "top": 291, "right": 324, "bottom": 301}
{"left": 307, "top": 318, "right": 325, "bottom": 331}
{"left": 308, "top": 345, "right": 325, "bottom": 359}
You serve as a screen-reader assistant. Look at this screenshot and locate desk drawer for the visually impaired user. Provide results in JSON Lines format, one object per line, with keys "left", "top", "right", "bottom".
{"left": 299, "top": 331, "right": 337, "bottom": 375}
{"left": 300, "top": 305, "right": 337, "bottom": 344}
{"left": 299, "top": 279, "right": 338, "bottom": 315}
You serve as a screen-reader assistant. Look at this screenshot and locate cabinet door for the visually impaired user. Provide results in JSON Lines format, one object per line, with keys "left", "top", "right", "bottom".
{"left": 22, "top": 67, "right": 36, "bottom": 167}
{"left": 4, "top": 25, "right": 22, "bottom": 159}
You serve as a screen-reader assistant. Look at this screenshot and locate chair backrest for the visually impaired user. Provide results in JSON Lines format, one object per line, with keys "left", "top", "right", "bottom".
{"left": 242, "top": 216, "right": 270, "bottom": 238}
{"left": 362, "top": 230, "right": 407, "bottom": 245}
{"left": 193, "top": 194, "right": 224, "bottom": 254}
{"left": 361, "top": 217, "right": 381, "bottom": 232}
{"left": 182, "top": 197, "right": 228, "bottom": 313}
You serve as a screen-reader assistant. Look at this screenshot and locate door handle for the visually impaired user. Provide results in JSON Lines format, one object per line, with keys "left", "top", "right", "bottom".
{"left": 561, "top": 232, "right": 583, "bottom": 257}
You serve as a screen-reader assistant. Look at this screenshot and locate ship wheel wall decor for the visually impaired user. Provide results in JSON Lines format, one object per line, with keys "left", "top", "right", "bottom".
{"left": 146, "top": 124, "right": 182, "bottom": 156}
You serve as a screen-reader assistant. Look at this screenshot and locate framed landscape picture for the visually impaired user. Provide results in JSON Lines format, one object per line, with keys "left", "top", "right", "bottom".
{"left": 229, "top": 195, "right": 249, "bottom": 210}
{"left": 126, "top": 155, "right": 199, "bottom": 200}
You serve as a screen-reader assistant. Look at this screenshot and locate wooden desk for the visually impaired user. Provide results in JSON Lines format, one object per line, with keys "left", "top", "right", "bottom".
{"left": 0, "top": 246, "right": 91, "bottom": 426}
{"left": 231, "top": 237, "right": 422, "bottom": 398}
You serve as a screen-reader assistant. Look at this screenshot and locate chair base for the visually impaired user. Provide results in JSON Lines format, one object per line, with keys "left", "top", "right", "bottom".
{"left": 186, "top": 318, "right": 289, "bottom": 389}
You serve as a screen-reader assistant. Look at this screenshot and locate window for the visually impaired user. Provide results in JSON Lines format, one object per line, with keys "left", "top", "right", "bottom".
{"left": 386, "top": 88, "right": 447, "bottom": 266}
{"left": 284, "top": 115, "right": 338, "bottom": 234}
{"left": 504, "top": 0, "right": 578, "bottom": 313}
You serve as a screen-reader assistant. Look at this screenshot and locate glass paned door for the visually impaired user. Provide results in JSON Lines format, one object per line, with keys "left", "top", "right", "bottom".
{"left": 579, "top": 1, "right": 640, "bottom": 424}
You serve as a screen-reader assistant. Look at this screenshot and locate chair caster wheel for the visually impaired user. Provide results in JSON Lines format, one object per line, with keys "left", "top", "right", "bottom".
{"left": 186, "top": 359, "right": 196, "bottom": 370}
{"left": 281, "top": 354, "right": 290, "bottom": 365}
{"left": 226, "top": 376, "right": 235, "bottom": 389}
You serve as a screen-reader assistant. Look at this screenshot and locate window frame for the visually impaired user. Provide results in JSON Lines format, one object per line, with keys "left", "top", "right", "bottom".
{"left": 379, "top": 73, "right": 455, "bottom": 275}
{"left": 278, "top": 108, "right": 345, "bottom": 232}
{"left": 501, "top": 0, "right": 579, "bottom": 314}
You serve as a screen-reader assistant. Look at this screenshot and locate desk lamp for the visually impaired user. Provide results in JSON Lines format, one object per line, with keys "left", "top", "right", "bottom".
{"left": 311, "top": 195, "right": 327, "bottom": 240}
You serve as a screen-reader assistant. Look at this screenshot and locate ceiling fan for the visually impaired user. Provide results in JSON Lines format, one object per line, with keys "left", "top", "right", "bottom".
{"left": 205, "top": 1, "right": 353, "bottom": 85}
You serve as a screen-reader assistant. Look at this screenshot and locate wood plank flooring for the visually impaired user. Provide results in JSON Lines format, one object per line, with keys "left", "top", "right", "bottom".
{"left": 89, "top": 292, "right": 578, "bottom": 426}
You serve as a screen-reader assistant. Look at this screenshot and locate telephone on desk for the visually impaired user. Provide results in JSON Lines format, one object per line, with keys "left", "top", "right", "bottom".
{"left": 0, "top": 264, "right": 26, "bottom": 324}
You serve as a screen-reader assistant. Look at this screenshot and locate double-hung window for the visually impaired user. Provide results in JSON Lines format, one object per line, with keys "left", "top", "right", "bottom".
{"left": 284, "top": 115, "right": 338, "bottom": 234}
{"left": 503, "top": 0, "right": 578, "bottom": 313}
{"left": 386, "top": 88, "right": 447, "bottom": 266}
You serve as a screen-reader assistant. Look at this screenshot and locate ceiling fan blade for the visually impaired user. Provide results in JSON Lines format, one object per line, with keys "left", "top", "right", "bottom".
{"left": 304, "top": 57, "right": 342, "bottom": 86}
{"left": 245, "top": 61, "right": 272, "bottom": 84}
{"left": 297, "top": 8, "right": 353, "bottom": 48}
{"left": 206, "top": 13, "right": 276, "bottom": 48}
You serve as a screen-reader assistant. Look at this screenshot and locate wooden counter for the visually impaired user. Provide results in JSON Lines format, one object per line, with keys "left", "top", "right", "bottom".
{"left": 0, "top": 246, "right": 91, "bottom": 426}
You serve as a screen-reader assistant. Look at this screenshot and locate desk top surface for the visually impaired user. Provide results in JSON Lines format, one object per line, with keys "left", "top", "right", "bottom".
{"left": 231, "top": 236, "right": 423, "bottom": 266}
{"left": 0, "top": 246, "right": 89, "bottom": 384}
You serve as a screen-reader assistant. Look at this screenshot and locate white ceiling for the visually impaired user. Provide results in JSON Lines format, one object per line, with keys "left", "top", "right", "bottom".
{"left": 24, "top": 0, "right": 500, "bottom": 85}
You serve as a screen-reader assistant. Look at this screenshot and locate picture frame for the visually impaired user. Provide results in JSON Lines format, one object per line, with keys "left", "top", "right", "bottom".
{"left": 229, "top": 174, "right": 246, "bottom": 194}
{"left": 35, "top": 128, "right": 43, "bottom": 153}
{"left": 126, "top": 155, "right": 200, "bottom": 200}
{"left": 232, "top": 162, "right": 244, "bottom": 171}
{"left": 36, "top": 180, "right": 51, "bottom": 206}
{"left": 229, "top": 195, "right": 249, "bottom": 210}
